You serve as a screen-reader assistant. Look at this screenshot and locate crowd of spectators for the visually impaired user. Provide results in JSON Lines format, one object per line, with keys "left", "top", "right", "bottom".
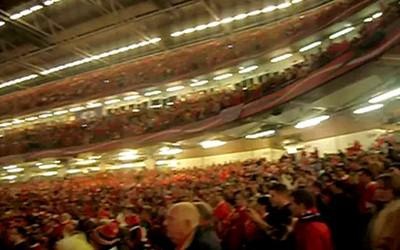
{"left": 0, "top": 134, "right": 400, "bottom": 250}
{"left": 0, "top": 0, "right": 376, "bottom": 118}
{"left": 0, "top": 2, "right": 398, "bottom": 158}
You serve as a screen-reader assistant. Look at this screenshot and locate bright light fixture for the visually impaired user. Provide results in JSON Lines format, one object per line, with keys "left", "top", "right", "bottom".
{"left": 369, "top": 88, "right": 400, "bottom": 103}
{"left": 7, "top": 168, "right": 24, "bottom": 173}
{"left": 66, "top": 169, "right": 81, "bottom": 174}
{"left": 292, "top": 0, "right": 303, "bottom": 3}
{"left": 118, "top": 150, "right": 139, "bottom": 161}
{"left": 213, "top": 73, "right": 233, "bottom": 81}
{"left": 0, "top": 21, "right": 5, "bottom": 27}
{"left": 75, "top": 159, "right": 97, "bottom": 166}
{"left": 295, "top": 115, "right": 330, "bottom": 129}
{"left": 123, "top": 95, "right": 140, "bottom": 101}
{"left": 38, "top": 113, "right": 53, "bottom": 119}
{"left": 329, "top": 27, "right": 355, "bottom": 40}
{"left": 364, "top": 17, "right": 373, "bottom": 23}
{"left": 40, "top": 38, "right": 161, "bottom": 75}
{"left": 69, "top": 106, "right": 85, "bottom": 112}
{"left": 43, "top": 0, "right": 58, "bottom": 6}
{"left": 1, "top": 175, "right": 17, "bottom": 180}
{"left": 270, "top": 53, "right": 293, "bottom": 63}
{"left": 277, "top": 2, "right": 292, "bottom": 9}
{"left": 25, "top": 116, "right": 38, "bottom": 122}
{"left": 166, "top": 85, "right": 185, "bottom": 92}
{"left": 10, "top": 4, "right": 44, "bottom": 20}
{"left": 0, "top": 74, "right": 38, "bottom": 89}
{"left": 372, "top": 12, "right": 383, "bottom": 19}
{"left": 40, "top": 171, "right": 58, "bottom": 177}
{"left": 159, "top": 146, "right": 183, "bottom": 155}
{"left": 3, "top": 165, "right": 17, "bottom": 170}
{"left": 144, "top": 90, "right": 162, "bottom": 97}
{"left": 150, "top": 104, "right": 162, "bottom": 109}
{"left": 156, "top": 159, "right": 178, "bottom": 167}
{"left": 170, "top": 2, "right": 292, "bottom": 38}
{"left": 12, "top": 119, "right": 24, "bottom": 125}
{"left": 190, "top": 80, "right": 208, "bottom": 87}
{"left": 53, "top": 110, "right": 68, "bottom": 116}
{"left": 299, "top": 41, "right": 322, "bottom": 52}
{"left": 0, "top": 122, "right": 12, "bottom": 128}
{"left": 262, "top": 6, "right": 276, "bottom": 13}
{"left": 156, "top": 160, "right": 169, "bottom": 166}
{"left": 38, "top": 164, "right": 59, "bottom": 170}
{"left": 200, "top": 140, "right": 226, "bottom": 149}
{"left": 245, "top": 130, "right": 276, "bottom": 139}
{"left": 86, "top": 102, "right": 102, "bottom": 108}
{"left": 104, "top": 99, "right": 121, "bottom": 105}
{"left": 238, "top": 65, "right": 258, "bottom": 74}
{"left": 353, "top": 104, "right": 384, "bottom": 114}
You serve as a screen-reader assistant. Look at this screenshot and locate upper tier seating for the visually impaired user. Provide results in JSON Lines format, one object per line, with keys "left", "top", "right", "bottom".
{"left": 0, "top": 0, "right": 374, "bottom": 118}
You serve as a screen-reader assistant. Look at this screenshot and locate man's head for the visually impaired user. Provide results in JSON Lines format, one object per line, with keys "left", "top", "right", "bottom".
{"left": 290, "top": 189, "right": 315, "bottom": 217}
{"left": 375, "top": 173, "right": 400, "bottom": 203}
{"left": 358, "top": 168, "right": 373, "bottom": 185}
{"left": 269, "top": 183, "right": 289, "bottom": 207}
{"left": 165, "top": 202, "right": 200, "bottom": 245}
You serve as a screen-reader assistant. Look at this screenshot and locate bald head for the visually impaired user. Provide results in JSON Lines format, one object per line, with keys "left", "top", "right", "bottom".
{"left": 165, "top": 202, "right": 200, "bottom": 245}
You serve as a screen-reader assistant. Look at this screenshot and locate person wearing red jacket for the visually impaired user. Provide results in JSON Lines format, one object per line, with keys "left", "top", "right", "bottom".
{"left": 290, "top": 189, "right": 333, "bottom": 250}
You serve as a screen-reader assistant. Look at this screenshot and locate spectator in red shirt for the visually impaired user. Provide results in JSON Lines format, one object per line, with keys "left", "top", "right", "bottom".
{"left": 290, "top": 189, "right": 333, "bottom": 250}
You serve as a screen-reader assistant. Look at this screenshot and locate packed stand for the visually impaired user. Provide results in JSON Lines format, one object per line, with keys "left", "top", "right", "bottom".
{"left": 0, "top": 0, "right": 373, "bottom": 118}
{"left": 0, "top": 4, "right": 398, "bottom": 158}
{"left": 0, "top": 133, "right": 400, "bottom": 250}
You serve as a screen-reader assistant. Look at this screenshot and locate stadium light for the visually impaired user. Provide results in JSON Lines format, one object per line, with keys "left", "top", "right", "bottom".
{"left": 104, "top": 99, "right": 121, "bottom": 105}
{"left": 299, "top": 41, "right": 322, "bottom": 52}
{"left": 159, "top": 146, "right": 183, "bottom": 156}
{"left": 3, "top": 165, "right": 17, "bottom": 170}
{"left": 53, "top": 110, "right": 69, "bottom": 116}
{"left": 200, "top": 140, "right": 226, "bottom": 149}
{"left": 40, "top": 171, "right": 58, "bottom": 176}
{"left": 66, "top": 169, "right": 81, "bottom": 174}
{"left": 86, "top": 102, "right": 102, "bottom": 108}
{"left": 213, "top": 73, "right": 233, "bottom": 81}
{"left": 170, "top": 0, "right": 303, "bottom": 38}
{"left": 353, "top": 104, "right": 384, "bottom": 114}
{"left": 38, "top": 164, "right": 60, "bottom": 170}
{"left": 40, "top": 38, "right": 161, "bottom": 75}
{"left": 118, "top": 150, "right": 139, "bottom": 161}
{"left": 144, "top": 90, "right": 162, "bottom": 97}
{"left": 239, "top": 65, "right": 258, "bottom": 74}
{"left": 166, "top": 85, "right": 185, "bottom": 92}
{"left": 270, "top": 53, "right": 293, "bottom": 63}
{"left": 295, "top": 115, "right": 330, "bottom": 129}
{"left": 69, "top": 106, "right": 85, "bottom": 112}
{"left": 329, "top": 27, "right": 355, "bottom": 40}
{"left": 190, "top": 80, "right": 208, "bottom": 87}
{"left": 123, "top": 95, "right": 140, "bottom": 101}
{"left": 0, "top": 74, "right": 38, "bottom": 89}
{"left": 369, "top": 88, "right": 400, "bottom": 103}
{"left": 1, "top": 175, "right": 17, "bottom": 180}
{"left": 245, "top": 130, "right": 276, "bottom": 139}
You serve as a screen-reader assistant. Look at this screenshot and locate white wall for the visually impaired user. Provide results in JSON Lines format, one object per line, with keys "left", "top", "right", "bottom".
{"left": 161, "top": 148, "right": 285, "bottom": 169}
{"left": 157, "top": 129, "right": 387, "bottom": 169}
{"left": 294, "top": 129, "right": 386, "bottom": 154}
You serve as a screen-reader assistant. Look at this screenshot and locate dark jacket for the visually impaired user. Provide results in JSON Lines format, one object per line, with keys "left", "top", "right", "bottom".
{"left": 187, "top": 226, "right": 221, "bottom": 250}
